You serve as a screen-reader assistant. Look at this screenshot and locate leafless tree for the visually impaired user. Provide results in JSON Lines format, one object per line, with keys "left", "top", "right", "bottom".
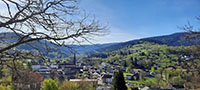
{"left": 0, "top": 0, "right": 107, "bottom": 54}
{"left": 0, "top": 1, "right": 106, "bottom": 89}
{"left": 182, "top": 16, "right": 200, "bottom": 38}
{"left": 181, "top": 16, "right": 200, "bottom": 89}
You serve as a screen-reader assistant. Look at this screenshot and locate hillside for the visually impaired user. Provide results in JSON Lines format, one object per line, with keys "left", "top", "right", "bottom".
{"left": 0, "top": 32, "right": 116, "bottom": 58}
{"left": 0, "top": 32, "right": 71, "bottom": 58}
{"left": 87, "top": 41, "right": 192, "bottom": 69}
{"left": 0, "top": 32, "right": 199, "bottom": 59}
{"left": 90, "top": 32, "right": 200, "bottom": 54}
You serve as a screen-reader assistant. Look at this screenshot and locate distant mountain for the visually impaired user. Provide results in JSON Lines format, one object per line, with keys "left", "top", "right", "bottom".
{"left": 0, "top": 32, "right": 116, "bottom": 58}
{"left": 140, "top": 32, "right": 200, "bottom": 46}
{"left": 90, "top": 32, "right": 200, "bottom": 54}
{"left": 66, "top": 43, "right": 118, "bottom": 55}
{"left": 1, "top": 32, "right": 199, "bottom": 58}
{"left": 0, "top": 32, "right": 71, "bottom": 58}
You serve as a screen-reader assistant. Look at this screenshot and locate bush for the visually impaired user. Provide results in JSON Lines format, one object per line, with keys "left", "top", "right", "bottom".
{"left": 40, "top": 79, "right": 58, "bottom": 90}
{"left": 0, "top": 84, "right": 12, "bottom": 90}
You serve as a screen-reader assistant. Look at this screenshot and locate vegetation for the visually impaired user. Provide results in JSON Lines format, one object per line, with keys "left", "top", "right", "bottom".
{"left": 59, "top": 81, "right": 79, "bottom": 90}
{"left": 0, "top": 0, "right": 199, "bottom": 89}
{"left": 59, "top": 81, "right": 94, "bottom": 90}
{"left": 0, "top": 40, "right": 198, "bottom": 89}
{"left": 0, "top": 84, "right": 12, "bottom": 90}
{"left": 86, "top": 41, "right": 199, "bottom": 88}
{"left": 40, "top": 79, "right": 59, "bottom": 90}
{"left": 112, "top": 70, "right": 127, "bottom": 90}
{"left": 88, "top": 42, "right": 191, "bottom": 69}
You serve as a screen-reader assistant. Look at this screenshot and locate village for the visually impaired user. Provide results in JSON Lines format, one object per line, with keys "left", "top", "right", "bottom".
{"left": 30, "top": 54, "right": 188, "bottom": 90}
{"left": 0, "top": 0, "right": 199, "bottom": 90}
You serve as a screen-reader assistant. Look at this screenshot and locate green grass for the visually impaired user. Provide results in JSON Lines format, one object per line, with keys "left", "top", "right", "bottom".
{"left": 125, "top": 80, "right": 142, "bottom": 84}
{"left": 125, "top": 77, "right": 159, "bottom": 86}
{"left": 126, "top": 80, "right": 144, "bottom": 87}
{"left": 123, "top": 73, "right": 133, "bottom": 76}
{"left": 144, "top": 77, "right": 158, "bottom": 85}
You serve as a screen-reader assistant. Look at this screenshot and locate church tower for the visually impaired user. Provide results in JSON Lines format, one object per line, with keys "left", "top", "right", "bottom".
{"left": 73, "top": 53, "right": 76, "bottom": 65}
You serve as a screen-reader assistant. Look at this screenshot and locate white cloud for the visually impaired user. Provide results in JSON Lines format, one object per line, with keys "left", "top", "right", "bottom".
{"left": 92, "top": 27, "right": 140, "bottom": 44}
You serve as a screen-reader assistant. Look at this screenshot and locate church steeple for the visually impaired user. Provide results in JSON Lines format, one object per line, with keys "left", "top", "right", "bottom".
{"left": 73, "top": 53, "right": 76, "bottom": 65}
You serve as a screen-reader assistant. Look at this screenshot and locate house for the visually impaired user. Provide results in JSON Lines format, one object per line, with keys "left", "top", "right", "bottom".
{"left": 132, "top": 69, "right": 142, "bottom": 74}
{"left": 139, "top": 86, "right": 150, "bottom": 90}
{"left": 131, "top": 87, "right": 139, "bottom": 90}
{"left": 83, "top": 66, "right": 89, "bottom": 71}
{"left": 149, "top": 85, "right": 161, "bottom": 90}
{"left": 160, "top": 86, "right": 172, "bottom": 90}
{"left": 31, "top": 62, "right": 41, "bottom": 71}
{"left": 38, "top": 66, "right": 50, "bottom": 72}
{"left": 96, "top": 85, "right": 112, "bottom": 90}
{"left": 69, "top": 79, "right": 98, "bottom": 83}
{"left": 59, "top": 54, "right": 81, "bottom": 79}
{"left": 92, "top": 72, "right": 101, "bottom": 79}
{"left": 133, "top": 73, "right": 139, "bottom": 80}
{"left": 172, "top": 85, "right": 184, "bottom": 90}
{"left": 50, "top": 64, "right": 58, "bottom": 69}
{"left": 154, "top": 65, "right": 160, "bottom": 70}
{"left": 83, "top": 74, "right": 90, "bottom": 78}
{"left": 126, "top": 75, "right": 133, "bottom": 80}
{"left": 96, "top": 69, "right": 101, "bottom": 74}
{"left": 99, "top": 62, "right": 107, "bottom": 69}
{"left": 166, "top": 67, "right": 174, "bottom": 70}
{"left": 101, "top": 74, "right": 113, "bottom": 84}
{"left": 78, "top": 62, "right": 86, "bottom": 66}
{"left": 39, "top": 72, "right": 51, "bottom": 78}
{"left": 145, "top": 72, "right": 155, "bottom": 78}
{"left": 37, "top": 66, "right": 51, "bottom": 78}
{"left": 113, "top": 65, "right": 121, "bottom": 71}
{"left": 59, "top": 63, "right": 77, "bottom": 79}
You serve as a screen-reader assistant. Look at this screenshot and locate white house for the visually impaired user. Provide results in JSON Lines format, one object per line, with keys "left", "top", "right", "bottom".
{"left": 101, "top": 74, "right": 113, "bottom": 84}
{"left": 38, "top": 66, "right": 50, "bottom": 72}
{"left": 50, "top": 64, "right": 58, "bottom": 69}
{"left": 32, "top": 64, "right": 40, "bottom": 71}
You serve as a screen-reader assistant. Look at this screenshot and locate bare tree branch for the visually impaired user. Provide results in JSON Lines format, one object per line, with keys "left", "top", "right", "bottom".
{"left": 0, "top": 0, "right": 108, "bottom": 54}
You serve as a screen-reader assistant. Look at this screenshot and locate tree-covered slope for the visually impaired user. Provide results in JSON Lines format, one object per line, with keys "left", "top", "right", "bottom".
{"left": 0, "top": 32, "right": 116, "bottom": 58}
{"left": 90, "top": 32, "right": 200, "bottom": 54}
{"left": 1, "top": 32, "right": 199, "bottom": 59}
{"left": 87, "top": 41, "right": 192, "bottom": 69}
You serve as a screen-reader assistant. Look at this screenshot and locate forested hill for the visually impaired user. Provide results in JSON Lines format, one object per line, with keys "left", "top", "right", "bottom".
{"left": 86, "top": 41, "right": 194, "bottom": 71}
{"left": 90, "top": 32, "right": 200, "bottom": 54}
{"left": 0, "top": 32, "right": 70, "bottom": 58}
{"left": 140, "top": 32, "right": 200, "bottom": 46}
{"left": 1, "top": 32, "right": 199, "bottom": 59}
{"left": 0, "top": 32, "right": 116, "bottom": 58}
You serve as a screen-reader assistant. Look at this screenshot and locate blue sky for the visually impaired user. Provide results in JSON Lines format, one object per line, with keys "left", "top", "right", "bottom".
{"left": 80, "top": 0, "right": 200, "bottom": 44}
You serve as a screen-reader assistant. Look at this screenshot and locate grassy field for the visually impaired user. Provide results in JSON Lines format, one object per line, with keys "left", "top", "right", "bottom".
{"left": 123, "top": 73, "right": 133, "bottom": 76}
{"left": 126, "top": 80, "right": 143, "bottom": 84}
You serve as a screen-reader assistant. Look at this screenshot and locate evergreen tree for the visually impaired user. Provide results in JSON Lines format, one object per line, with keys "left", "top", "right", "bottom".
{"left": 112, "top": 71, "right": 118, "bottom": 90}
{"left": 112, "top": 69, "right": 127, "bottom": 90}
{"left": 134, "top": 57, "right": 138, "bottom": 67}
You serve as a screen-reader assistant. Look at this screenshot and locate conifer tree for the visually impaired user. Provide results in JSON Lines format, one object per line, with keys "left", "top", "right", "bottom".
{"left": 112, "top": 69, "right": 127, "bottom": 90}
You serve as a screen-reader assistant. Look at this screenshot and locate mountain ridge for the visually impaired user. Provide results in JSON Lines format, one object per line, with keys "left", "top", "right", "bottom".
{"left": 0, "top": 32, "right": 199, "bottom": 58}
{"left": 89, "top": 32, "right": 200, "bottom": 54}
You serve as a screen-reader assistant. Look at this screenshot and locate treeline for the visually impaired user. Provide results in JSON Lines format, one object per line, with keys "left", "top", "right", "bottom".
{"left": 88, "top": 41, "right": 192, "bottom": 70}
